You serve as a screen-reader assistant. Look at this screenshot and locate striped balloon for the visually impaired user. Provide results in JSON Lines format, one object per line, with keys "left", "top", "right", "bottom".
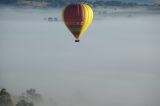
{"left": 62, "top": 3, "right": 93, "bottom": 42}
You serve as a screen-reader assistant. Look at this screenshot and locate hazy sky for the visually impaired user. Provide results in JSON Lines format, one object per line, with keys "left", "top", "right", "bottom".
{"left": 0, "top": 8, "right": 160, "bottom": 106}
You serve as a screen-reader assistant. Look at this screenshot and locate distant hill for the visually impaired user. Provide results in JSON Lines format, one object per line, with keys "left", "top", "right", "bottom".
{"left": 0, "top": 0, "right": 159, "bottom": 7}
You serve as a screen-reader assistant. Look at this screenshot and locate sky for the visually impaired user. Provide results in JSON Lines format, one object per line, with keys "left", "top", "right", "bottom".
{"left": 0, "top": 7, "right": 160, "bottom": 106}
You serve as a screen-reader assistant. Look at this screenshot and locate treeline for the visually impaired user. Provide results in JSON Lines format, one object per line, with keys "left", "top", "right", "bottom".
{"left": 92, "top": 0, "right": 143, "bottom": 7}
{"left": 0, "top": 0, "right": 152, "bottom": 7}
{"left": 0, "top": 0, "right": 17, "bottom": 4}
{"left": 0, "top": 88, "right": 43, "bottom": 106}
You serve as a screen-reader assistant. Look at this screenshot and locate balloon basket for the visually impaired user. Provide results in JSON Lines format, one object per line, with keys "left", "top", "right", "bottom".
{"left": 75, "top": 40, "right": 80, "bottom": 42}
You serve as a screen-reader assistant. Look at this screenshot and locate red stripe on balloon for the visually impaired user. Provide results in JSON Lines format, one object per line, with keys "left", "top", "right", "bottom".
{"left": 64, "top": 4, "right": 84, "bottom": 24}
{"left": 72, "top": 32, "right": 81, "bottom": 38}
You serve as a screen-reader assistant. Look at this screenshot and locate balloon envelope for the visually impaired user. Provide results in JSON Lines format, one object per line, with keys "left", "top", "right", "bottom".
{"left": 62, "top": 3, "right": 93, "bottom": 41}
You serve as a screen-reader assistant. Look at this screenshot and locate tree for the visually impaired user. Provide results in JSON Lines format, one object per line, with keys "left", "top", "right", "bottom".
{"left": 16, "top": 100, "right": 34, "bottom": 106}
{"left": 26, "top": 88, "right": 43, "bottom": 103}
{"left": 0, "top": 88, "right": 13, "bottom": 106}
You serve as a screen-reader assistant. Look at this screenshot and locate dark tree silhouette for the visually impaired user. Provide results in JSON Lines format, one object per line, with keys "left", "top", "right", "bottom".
{"left": 0, "top": 88, "right": 13, "bottom": 106}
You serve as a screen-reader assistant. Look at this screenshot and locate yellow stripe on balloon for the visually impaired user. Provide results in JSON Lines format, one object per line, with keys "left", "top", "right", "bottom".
{"left": 79, "top": 4, "right": 93, "bottom": 38}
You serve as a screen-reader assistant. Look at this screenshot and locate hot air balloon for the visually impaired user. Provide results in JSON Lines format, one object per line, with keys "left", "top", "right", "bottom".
{"left": 62, "top": 3, "right": 93, "bottom": 42}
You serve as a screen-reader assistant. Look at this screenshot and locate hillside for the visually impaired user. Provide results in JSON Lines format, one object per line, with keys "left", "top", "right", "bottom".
{"left": 0, "top": 0, "right": 160, "bottom": 8}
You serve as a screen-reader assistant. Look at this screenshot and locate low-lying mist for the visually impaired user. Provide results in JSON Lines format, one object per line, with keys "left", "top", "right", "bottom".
{"left": 0, "top": 6, "right": 160, "bottom": 106}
